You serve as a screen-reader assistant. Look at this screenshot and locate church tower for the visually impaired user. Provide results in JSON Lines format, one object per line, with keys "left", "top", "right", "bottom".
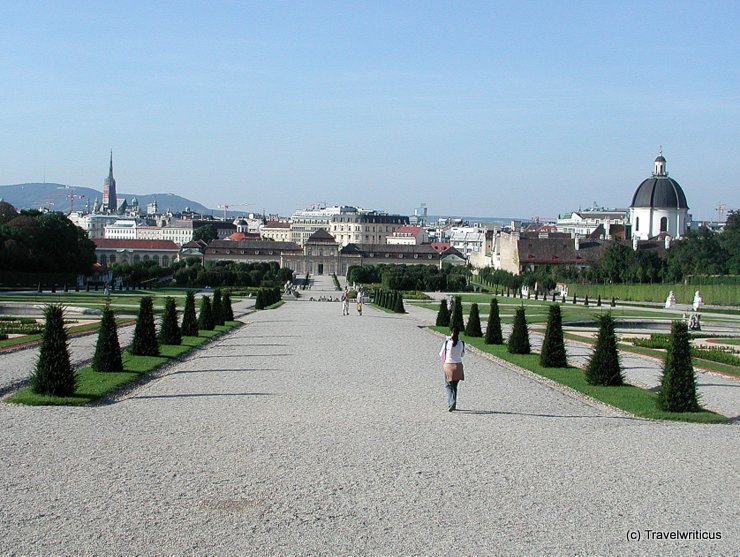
{"left": 629, "top": 149, "right": 689, "bottom": 241}
{"left": 102, "top": 150, "right": 117, "bottom": 213}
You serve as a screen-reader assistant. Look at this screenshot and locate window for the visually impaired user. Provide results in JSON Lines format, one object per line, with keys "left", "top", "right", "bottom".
{"left": 162, "top": 256, "right": 169, "bottom": 266}
{"left": 660, "top": 217, "right": 668, "bottom": 232}
{"left": 99, "top": 254, "right": 107, "bottom": 265}
{"left": 635, "top": 217, "right": 640, "bottom": 231}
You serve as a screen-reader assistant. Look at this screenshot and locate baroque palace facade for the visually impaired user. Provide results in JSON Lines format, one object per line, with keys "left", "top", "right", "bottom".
{"left": 204, "top": 229, "right": 452, "bottom": 275}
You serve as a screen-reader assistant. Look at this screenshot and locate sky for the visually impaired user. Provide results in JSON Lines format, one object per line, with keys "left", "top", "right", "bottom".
{"left": 1, "top": 1, "right": 738, "bottom": 221}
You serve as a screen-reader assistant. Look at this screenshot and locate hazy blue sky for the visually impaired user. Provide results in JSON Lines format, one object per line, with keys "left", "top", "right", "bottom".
{"left": 1, "top": 1, "right": 738, "bottom": 220}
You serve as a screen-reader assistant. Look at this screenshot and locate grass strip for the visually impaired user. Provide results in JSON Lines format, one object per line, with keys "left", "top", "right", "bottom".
{"left": 6, "top": 322, "right": 242, "bottom": 406}
{"left": 431, "top": 326, "right": 728, "bottom": 424}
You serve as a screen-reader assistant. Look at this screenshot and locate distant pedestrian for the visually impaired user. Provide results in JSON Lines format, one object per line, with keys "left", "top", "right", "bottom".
{"left": 341, "top": 288, "right": 350, "bottom": 316}
{"left": 439, "top": 326, "right": 465, "bottom": 411}
{"left": 356, "top": 298, "right": 363, "bottom": 316}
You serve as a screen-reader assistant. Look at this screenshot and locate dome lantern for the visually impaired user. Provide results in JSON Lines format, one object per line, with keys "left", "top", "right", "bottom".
{"left": 653, "top": 146, "right": 667, "bottom": 177}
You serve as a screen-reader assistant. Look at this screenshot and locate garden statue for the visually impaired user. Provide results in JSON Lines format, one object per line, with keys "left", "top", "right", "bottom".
{"left": 692, "top": 291, "right": 703, "bottom": 312}
{"left": 665, "top": 290, "right": 676, "bottom": 308}
{"left": 688, "top": 312, "right": 701, "bottom": 331}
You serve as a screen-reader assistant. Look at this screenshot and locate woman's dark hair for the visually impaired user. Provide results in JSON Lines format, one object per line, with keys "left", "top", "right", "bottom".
{"left": 450, "top": 326, "right": 460, "bottom": 347}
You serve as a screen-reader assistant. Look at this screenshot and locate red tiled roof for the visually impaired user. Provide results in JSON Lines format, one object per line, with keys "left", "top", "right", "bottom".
{"left": 93, "top": 239, "right": 180, "bottom": 250}
{"left": 431, "top": 242, "right": 450, "bottom": 253}
{"left": 395, "top": 225, "right": 421, "bottom": 235}
{"left": 227, "top": 232, "right": 261, "bottom": 241}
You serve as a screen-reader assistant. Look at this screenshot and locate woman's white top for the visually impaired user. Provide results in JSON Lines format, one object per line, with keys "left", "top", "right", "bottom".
{"left": 439, "top": 337, "right": 465, "bottom": 363}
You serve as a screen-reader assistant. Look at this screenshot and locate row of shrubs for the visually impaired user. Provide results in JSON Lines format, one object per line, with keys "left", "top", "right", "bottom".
{"left": 254, "top": 287, "right": 282, "bottom": 310}
{"left": 0, "top": 318, "right": 43, "bottom": 335}
{"left": 373, "top": 288, "right": 406, "bottom": 313}
{"left": 438, "top": 297, "right": 702, "bottom": 413}
{"left": 30, "top": 289, "right": 235, "bottom": 397}
{"left": 489, "top": 287, "right": 617, "bottom": 307}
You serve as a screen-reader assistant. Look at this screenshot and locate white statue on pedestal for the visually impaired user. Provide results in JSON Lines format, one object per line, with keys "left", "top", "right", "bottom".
{"left": 692, "top": 290, "right": 703, "bottom": 311}
{"left": 665, "top": 290, "right": 676, "bottom": 308}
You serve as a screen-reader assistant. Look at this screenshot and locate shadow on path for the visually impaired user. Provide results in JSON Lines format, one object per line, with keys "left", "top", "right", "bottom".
{"left": 454, "top": 408, "right": 645, "bottom": 422}
{"left": 194, "top": 354, "right": 293, "bottom": 358}
{"left": 174, "top": 368, "right": 285, "bottom": 374}
{"left": 132, "top": 392, "right": 275, "bottom": 400}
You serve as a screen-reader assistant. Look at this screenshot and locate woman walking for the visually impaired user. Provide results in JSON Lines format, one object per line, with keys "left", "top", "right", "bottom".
{"left": 439, "top": 326, "right": 465, "bottom": 411}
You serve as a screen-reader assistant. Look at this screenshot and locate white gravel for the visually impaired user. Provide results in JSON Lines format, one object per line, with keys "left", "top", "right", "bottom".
{"left": 0, "top": 281, "right": 738, "bottom": 555}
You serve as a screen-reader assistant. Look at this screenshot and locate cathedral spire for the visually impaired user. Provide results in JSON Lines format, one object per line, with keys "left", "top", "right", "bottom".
{"left": 102, "top": 149, "right": 117, "bottom": 213}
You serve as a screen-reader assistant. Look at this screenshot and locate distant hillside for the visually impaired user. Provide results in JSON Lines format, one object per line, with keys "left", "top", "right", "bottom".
{"left": 0, "top": 183, "right": 214, "bottom": 215}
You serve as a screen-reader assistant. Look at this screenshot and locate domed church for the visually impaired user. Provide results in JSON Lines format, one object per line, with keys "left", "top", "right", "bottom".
{"left": 629, "top": 150, "right": 690, "bottom": 241}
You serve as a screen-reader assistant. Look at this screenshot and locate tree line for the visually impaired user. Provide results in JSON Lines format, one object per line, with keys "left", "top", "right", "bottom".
{"left": 347, "top": 263, "right": 469, "bottom": 292}
{"left": 0, "top": 202, "right": 96, "bottom": 276}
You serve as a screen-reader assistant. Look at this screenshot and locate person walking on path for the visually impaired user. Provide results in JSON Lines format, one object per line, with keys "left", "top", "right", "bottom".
{"left": 356, "top": 297, "right": 363, "bottom": 316}
{"left": 341, "top": 288, "right": 350, "bottom": 316}
{"left": 439, "top": 326, "right": 465, "bottom": 411}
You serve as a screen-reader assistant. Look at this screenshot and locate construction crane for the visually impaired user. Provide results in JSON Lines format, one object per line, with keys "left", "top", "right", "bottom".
{"left": 715, "top": 202, "right": 727, "bottom": 223}
{"left": 52, "top": 186, "right": 85, "bottom": 214}
{"left": 217, "top": 202, "right": 253, "bottom": 220}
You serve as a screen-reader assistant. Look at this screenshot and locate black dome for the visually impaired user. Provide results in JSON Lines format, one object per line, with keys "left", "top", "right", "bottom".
{"left": 630, "top": 177, "right": 688, "bottom": 209}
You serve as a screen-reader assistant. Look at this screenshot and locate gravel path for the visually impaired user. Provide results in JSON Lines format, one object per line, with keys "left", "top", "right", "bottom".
{"left": 0, "top": 281, "right": 738, "bottom": 555}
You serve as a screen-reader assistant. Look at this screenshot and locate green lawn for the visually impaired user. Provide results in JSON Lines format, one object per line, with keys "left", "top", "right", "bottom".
{"left": 6, "top": 322, "right": 242, "bottom": 406}
{"left": 431, "top": 326, "right": 728, "bottom": 424}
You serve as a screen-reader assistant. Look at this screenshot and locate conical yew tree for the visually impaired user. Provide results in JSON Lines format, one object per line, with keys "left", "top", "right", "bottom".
{"left": 181, "top": 290, "right": 198, "bottom": 336}
{"left": 198, "top": 295, "right": 215, "bottom": 330}
{"left": 465, "top": 303, "right": 483, "bottom": 337}
{"left": 130, "top": 296, "right": 159, "bottom": 356}
{"left": 585, "top": 313, "right": 623, "bottom": 386}
{"left": 92, "top": 304, "right": 123, "bottom": 372}
{"left": 484, "top": 298, "right": 503, "bottom": 344}
{"left": 212, "top": 289, "right": 225, "bottom": 327}
{"left": 393, "top": 292, "right": 405, "bottom": 313}
{"left": 222, "top": 291, "right": 234, "bottom": 322}
{"left": 450, "top": 296, "right": 465, "bottom": 332}
{"left": 435, "top": 299, "right": 450, "bottom": 327}
{"left": 158, "top": 297, "right": 182, "bottom": 345}
{"left": 540, "top": 304, "right": 567, "bottom": 367}
{"left": 507, "top": 307, "right": 530, "bottom": 354}
{"left": 31, "top": 304, "right": 76, "bottom": 396}
{"left": 657, "top": 320, "right": 700, "bottom": 412}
